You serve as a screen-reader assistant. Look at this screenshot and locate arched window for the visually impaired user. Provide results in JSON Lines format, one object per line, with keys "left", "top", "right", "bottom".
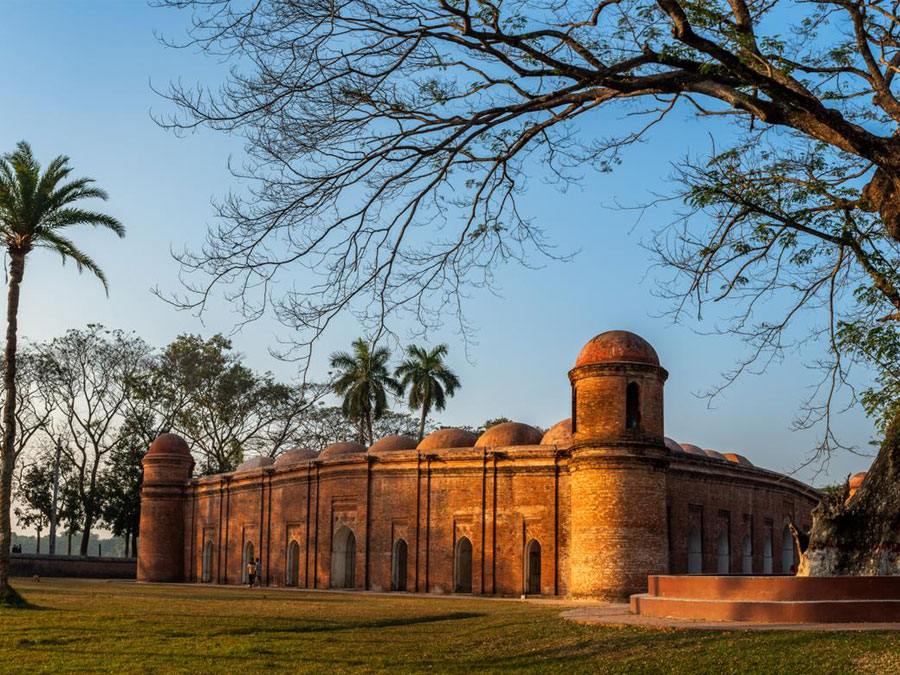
{"left": 454, "top": 537, "right": 473, "bottom": 593}
{"left": 242, "top": 541, "right": 255, "bottom": 584}
{"left": 763, "top": 535, "right": 773, "bottom": 574}
{"left": 781, "top": 525, "right": 796, "bottom": 574}
{"left": 716, "top": 529, "right": 730, "bottom": 574}
{"left": 625, "top": 382, "right": 641, "bottom": 430}
{"left": 525, "top": 539, "right": 541, "bottom": 595}
{"left": 331, "top": 526, "right": 356, "bottom": 588}
{"left": 742, "top": 534, "right": 753, "bottom": 574}
{"left": 201, "top": 541, "right": 214, "bottom": 583}
{"left": 392, "top": 539, "right": 408, "bottom": 592}
{"left": 286, "top": 540, "right": 301, "bottom": 587}
{"left": 687, "top": 526, "right": 702, "bottom": 574}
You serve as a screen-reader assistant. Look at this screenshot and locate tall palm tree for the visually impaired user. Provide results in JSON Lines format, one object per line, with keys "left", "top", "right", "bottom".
{"left": 0, "top": 142, "right": 124, "bottom": 600}
{"left": 395, "top": 344, "right": 460, "bottom": 441}
{"left": 329, "top": 338, "right": 401, "bottom": 445}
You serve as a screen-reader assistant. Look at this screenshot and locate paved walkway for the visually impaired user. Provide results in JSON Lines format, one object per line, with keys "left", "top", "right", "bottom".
{"left": 562, "top": 604, "right": 900, "bottom": 631}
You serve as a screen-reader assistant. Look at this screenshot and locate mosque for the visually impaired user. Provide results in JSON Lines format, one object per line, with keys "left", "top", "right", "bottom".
{"left": 137, "top": 330, "right": 820, "bottom": 600}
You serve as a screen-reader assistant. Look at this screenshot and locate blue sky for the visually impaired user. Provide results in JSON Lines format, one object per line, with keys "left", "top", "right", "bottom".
{"left": 0, "top": 1, "right": 878, "bottom": 486}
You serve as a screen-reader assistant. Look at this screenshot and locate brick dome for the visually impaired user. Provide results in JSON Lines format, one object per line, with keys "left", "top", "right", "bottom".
{"left": 575, "top": 330, "right": 659, "bottom": 368}
{"left": 476, "top": 422, "right": 543, "bottom": 448}
{"left": 703, "top": 449, "right": 727, "bottom": 461}
{"left": 146, "top": 433, "right": 191, "bottom": 457}
{"left": 369, "top": 435, "right": 418, "bottom": 453}
{"left": 680, "top": 443, "right": 706, "bottom": 457}
{"left": 664, "top": 437, "right": 683, "bottom": 454}
{"left": 273, "top": 447, "right": 318, "bottom": 467}
{"left": 236, "top": 455, "right": 275, "bottom": 472}
{"left": 541, "top": 418, "right": 572, "bottom": 447}
{"left": 321, "top": 441, "right": 367, "bottom": 457}
{"left": 723, "top": 452, "right": 753, "bottom": 466}
{"left": 418, "top": 428, "right": 477, "bottom": 451}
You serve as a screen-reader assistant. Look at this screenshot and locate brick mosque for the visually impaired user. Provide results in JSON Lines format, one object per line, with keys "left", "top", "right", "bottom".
{"left": 137, "top": 330, "right": 820, "bottom": 599}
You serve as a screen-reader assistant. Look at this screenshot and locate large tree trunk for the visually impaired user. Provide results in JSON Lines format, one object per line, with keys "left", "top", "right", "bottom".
{"left": 0, "top": 250, "right": 25, "bottom": 593}
{"left": 800, "top": 418, "right": 900, "bottom": 576}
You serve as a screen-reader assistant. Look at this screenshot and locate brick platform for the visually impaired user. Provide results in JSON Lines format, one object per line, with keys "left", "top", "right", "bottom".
{"left": 630, "top": 575, "right": 900, "bottom": 623}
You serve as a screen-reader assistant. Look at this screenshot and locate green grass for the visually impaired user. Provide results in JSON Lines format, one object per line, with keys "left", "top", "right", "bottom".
{"left": 1, "top": 579, "right": 900, "bottom": 673}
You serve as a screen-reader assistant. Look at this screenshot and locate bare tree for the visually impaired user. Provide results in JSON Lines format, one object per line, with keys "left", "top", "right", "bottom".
{"left": 35, "top": 325, "right": 153, "bottom": 557}
{"left": 156, "top": 0, "right": 900, "bottom": 575}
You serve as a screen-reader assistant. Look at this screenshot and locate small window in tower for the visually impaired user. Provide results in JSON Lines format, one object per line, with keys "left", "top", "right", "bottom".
{"left": 626, "top": 382, "right": 641, "bottom": 430}
{"left": 571, "top": 386, "right": 577, "bottom": 434}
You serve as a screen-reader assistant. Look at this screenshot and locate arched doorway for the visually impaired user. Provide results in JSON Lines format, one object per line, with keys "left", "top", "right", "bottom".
{"left": 392, "top": 539, "right": 408, "bottom": 591}
{"left": 331, "top": 526, "right": 356, "bottom": 588}
{"left": 454, "top": 537, "right": 473, "bottom": 593}
{"left": 525, "top": 539, "right": 541, "bottom": 595}
{"left": 716, "top": 529, "right": 730, "bottom": 574}
{"left": 201, "top": 541, "right": 214, "bottom": 583}
{"left": 242, "top": 541, "right": 255, "bottom": 584}
{"left": 742, "top": 534, "right": 752, "bottom": 574}
{"left": 286, "top": 540, "right": 301, "bottom": 587}
{"left": 687, "top": 526, "right": 702, "bottom": 574}
{"left": 763, "top": 535, "right": 773, "bottom": 574}
{"left": 781, "top": 525, "right": 795, "bottom": 574}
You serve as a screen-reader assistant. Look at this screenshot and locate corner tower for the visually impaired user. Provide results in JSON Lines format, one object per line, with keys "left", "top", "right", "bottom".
{"left": 137, "top": 433, "right": 194, "bottom": 582}
{"left": 567, "top": 330, "right": 669, "bottom": 599}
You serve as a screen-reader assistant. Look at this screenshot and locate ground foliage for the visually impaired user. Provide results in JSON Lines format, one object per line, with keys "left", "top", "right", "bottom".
{"left": 2, "top": 579, "right": 900, "bottom": 673}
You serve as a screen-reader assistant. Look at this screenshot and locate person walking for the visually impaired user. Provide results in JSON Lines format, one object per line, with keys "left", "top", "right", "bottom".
{"left": 253, "top": 557, "right": 262, "bottom": 587}
{"left": 247, "top": 558, "right": 255, "bottom": 588}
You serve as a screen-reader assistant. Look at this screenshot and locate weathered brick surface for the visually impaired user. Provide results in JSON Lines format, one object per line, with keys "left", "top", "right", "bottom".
{"left": 141, "top": 333, "right": 821, "bottom": 598}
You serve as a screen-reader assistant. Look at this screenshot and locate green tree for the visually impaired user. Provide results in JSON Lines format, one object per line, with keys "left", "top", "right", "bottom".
{"left": 14, "top": 444, "right": 80, "bottom": 555}
{"left": 35, "top": 326, "right": 151, "bottom": 557}
{"left": 395, "top": 345, "right": 460, "bottom": 441}
{"left": 140, "top": 334, "right": 323, "bottom": 474}
{"left": 330, "top": 339, "right": 401, "bottom": 445}
{"left": 0, "top": 142, "right": 123, "bottom": 598}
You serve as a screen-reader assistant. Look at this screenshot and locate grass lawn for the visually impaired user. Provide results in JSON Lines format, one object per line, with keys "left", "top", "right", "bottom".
{"left": 2, "top": 579, "right": 900, "bottom": 673}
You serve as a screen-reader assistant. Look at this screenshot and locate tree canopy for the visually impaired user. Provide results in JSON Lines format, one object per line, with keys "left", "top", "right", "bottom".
{"left": 156, "top": 0, "right": 900, "bottom": 459}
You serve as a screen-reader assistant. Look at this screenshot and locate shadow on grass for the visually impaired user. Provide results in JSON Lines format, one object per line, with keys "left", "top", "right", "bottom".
{"left": 0, "top": 585, "right": 38, "bottom": 610}
{"left": 219, "top": 611, "right": 486, "bottom": 637}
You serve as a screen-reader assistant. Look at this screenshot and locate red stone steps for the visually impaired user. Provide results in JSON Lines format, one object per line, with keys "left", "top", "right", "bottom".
{"left": 631, "top": 575, "right": 900, "bottom": 623}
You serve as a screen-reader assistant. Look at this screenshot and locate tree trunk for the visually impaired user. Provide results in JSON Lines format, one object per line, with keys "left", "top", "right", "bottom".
{"left": 800, "top": 417, "right": 900, "bottom": 576}
{"left": 132, "top": 533, "right": 137, "bottom": 559}
{"left": 366, "top": 408, "right": 373, "bottom": 447}
{"left": 0, "top": 250, "right": 25, "bottom": 591}
{"left": 80, "top": 509, "right": 94, "bottom": 557}
{"left": 36, "top": 527, "right": 41, "bottom": 554}
{"left": 124, "top": 533, "right": 129, "bottom": 559}
{"left": 418, "top": 404, "right": 427, "bottom": 442}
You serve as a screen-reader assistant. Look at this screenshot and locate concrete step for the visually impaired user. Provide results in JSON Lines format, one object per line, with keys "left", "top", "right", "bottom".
{"left": 631, "top": 593, "right": 900, "bottom": 623}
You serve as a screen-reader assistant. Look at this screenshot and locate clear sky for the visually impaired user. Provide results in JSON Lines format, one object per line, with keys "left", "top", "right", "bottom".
{"left": 0, "top": 1, "right": 878, "bottom": 487}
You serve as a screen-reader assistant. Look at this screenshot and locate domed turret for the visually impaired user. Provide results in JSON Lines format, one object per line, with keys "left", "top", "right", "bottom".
{"left": 541, "top": 418, "right": 572, "bottom": 447}
{"left": 235, "top": 455, "right": 275, "bottom": 472}
{"left": 418, "top": 428, "right": 477, "bottom": 451}
{"left": 273, "top": 447, "right": 318, "bottom": 467}
{"left": 320, "top": 441, "right": 367, "bottom": 458}
{"left": 475, "top": 422, "right": 543, "bottom": 448}
{"left": 575, "top": 330, "right": 660, "bottom": 368}
{"left": 138, "top": 434, "right": 194, "bottom": 583}
{"left": 723, "top": 452, "right": 753, "bottom": 466}
{"left": 368, "top": 435, "right": 418, "bottom": 454}
{"left": 567, "top": 329, "right": 669, "bottom": 599}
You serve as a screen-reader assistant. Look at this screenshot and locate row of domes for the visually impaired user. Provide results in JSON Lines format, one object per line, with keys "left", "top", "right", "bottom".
{"left": 229, "top": 419, "right": 754, "bottom": 472}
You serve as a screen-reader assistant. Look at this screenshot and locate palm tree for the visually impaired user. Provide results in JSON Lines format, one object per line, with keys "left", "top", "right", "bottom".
{"left": 395, "top": 344, "right": 460, "bottom": 442}
{"left": 329, "top": 338, "right": 401, "bottom": 445}
{"left": 0, "top": 142, "right": 124, "bottom": 600}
